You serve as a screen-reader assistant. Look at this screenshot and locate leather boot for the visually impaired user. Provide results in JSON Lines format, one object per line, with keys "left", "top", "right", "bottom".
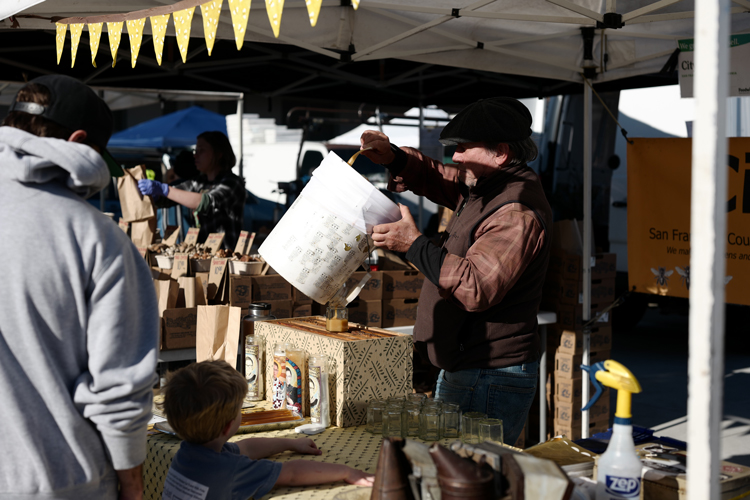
{"left": 370, "top": 437, "right": 415, "bottom": 500}
{"left": 429, "top": 443, "right": 495, "bottom": 500}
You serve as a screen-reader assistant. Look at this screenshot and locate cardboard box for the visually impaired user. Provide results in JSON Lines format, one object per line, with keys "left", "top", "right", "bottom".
{"left": 554, "top": 348, "right": 611, "bottom": 380}
{"left": 553, "top": 326, "right": 613, "bottom": 355}
{"left": 251, "top": 275, "right": 292, "bottom": 301}
{"left": 634, "top": 443, "right": 750, "bottom": 500}
{"left": 544, "top": 277, "right": 616, "bottom": 306}
{"left": 229, "top": 275, "right": 253, "bottom": 310}
{"left": 254, "top": 317, "right": 413, "bottom": 427}
{"left": 292, "top": 303, "right": 312, "bottom": 317}
{"left": 382, "top": 270, "right": 425, "bottom": 299}
{"left": 162, "top": 307, "right": 197, "bottom": 349}
{"left": 547, "top": 252, "right": 617, "bottom": 282}
{"left": 291, "top": 286, "right": 313, "bottom": 305}
{"left": 555, "top": 377, "right": 611, "bottom": 405}
{"left": 553, "top": 303, "right": 612, "bottom": 331}
{"left": 554, "top": 395, "right": 610, "bottom": 425}
{"left": 346, "top": 271, "right": 383, "bottom": 301}
{"left": 382, "top": 298, "right": 419, "bottom": 327}
{"left": 346, "top": 299, "right": 382, "bottom": 328}
{"left": 266, "top": 300, "right": 293, "bottom": 319}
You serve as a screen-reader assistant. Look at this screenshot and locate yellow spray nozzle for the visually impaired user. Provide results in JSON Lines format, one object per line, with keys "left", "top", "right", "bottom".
{"left": 582, "top": 359, "right": 641, "bottom": 421}
{"left": 596, "top": 360, "right": 642, "bottom": 394}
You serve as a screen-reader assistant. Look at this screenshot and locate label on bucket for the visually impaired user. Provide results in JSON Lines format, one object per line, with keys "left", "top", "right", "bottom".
{"left": 259, "top": 195, "right": 370, "bottom": 304}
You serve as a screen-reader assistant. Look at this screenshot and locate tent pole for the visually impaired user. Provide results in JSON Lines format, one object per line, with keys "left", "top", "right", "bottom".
{"left": 237, "top": 96, "right": 244, "bottom": 179}
{"left": 581, "top": 79, "right": 592, "bottom": 439}
{"left": 687, "top": 0, "right": 728, "bottom": 497}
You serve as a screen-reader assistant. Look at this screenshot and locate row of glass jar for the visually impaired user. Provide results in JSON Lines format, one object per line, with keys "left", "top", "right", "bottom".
{"left": 366, "top": 395, "right": 504, "bottom": 444}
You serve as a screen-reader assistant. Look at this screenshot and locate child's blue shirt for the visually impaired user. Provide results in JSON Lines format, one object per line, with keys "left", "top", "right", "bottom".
{"left": 162, "top": 441, "right": 283, "bottom": 500}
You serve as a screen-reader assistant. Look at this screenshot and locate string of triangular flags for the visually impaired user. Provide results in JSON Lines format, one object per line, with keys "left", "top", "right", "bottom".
{"left": 55, "top": 0, "right": 360, "bottom": 69}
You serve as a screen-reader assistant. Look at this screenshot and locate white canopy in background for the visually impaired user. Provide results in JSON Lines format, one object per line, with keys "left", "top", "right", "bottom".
{"left": 7, "top": 1, "right": 750, "bottom": 88}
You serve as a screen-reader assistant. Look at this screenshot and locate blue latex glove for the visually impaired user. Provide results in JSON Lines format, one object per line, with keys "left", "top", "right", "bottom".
{"left": 138, "top": 179, "right": 169, "bottom": 200}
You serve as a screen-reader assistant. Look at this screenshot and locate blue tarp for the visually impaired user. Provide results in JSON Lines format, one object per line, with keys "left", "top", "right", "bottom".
{"left": 108, "top": 106, "right": 228, "bottom": 149}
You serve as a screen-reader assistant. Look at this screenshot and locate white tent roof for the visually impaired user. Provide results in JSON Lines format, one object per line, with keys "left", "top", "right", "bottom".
{"left": 9, "top": 1, "right": 750, "bottom": 87}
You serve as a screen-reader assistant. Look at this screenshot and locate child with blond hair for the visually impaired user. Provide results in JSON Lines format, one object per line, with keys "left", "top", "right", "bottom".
{"left": 161, "top": 360, "right": 373, "bottom": 499}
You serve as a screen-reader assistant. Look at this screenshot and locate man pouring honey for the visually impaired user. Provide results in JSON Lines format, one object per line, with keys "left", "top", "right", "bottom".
{"left": 360, "top": 97, "right": 552, "bottom": 446}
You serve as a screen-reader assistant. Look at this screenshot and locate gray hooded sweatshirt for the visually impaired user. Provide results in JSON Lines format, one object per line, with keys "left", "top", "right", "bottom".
{"left": 0, "top": 127, "right": 159, "bottom": 499}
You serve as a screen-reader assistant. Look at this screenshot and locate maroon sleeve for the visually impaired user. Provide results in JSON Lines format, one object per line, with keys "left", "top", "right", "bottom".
{"left": 386, "top": 147, "right": 463, "bottom": 211}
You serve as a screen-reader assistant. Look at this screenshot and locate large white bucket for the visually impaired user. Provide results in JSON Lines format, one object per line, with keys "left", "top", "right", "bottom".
{"left": 259, "top": 152, "right": 401, "bottom": 304}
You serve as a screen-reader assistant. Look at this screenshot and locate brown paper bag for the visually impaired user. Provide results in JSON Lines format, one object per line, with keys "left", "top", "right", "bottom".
{"left": 118, "top": 218, "right": 129, "bottom": 234}
{"left": 196, "top": 305, "right": 241, "bottom": 364}
{"left": 131, "top": 218, "right": 156, "bottom": 248}
{"left": 117, "top": 165, "right": 155, "bottom": 223}
{"left": 195, "top": 273, "right": 209, "bottom": 304}
{"left": 154, "top": 278, "right": 179, "bottom": 317}
{"left": 177, "top": 277, "right": 201, "bottom": 308}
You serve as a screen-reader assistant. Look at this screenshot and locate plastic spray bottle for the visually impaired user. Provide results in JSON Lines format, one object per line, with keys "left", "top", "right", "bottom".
{"left": 581, "top": 360, "right": 643, "bottom": 500}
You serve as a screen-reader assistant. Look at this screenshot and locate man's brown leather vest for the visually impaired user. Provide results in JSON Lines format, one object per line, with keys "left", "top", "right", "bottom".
{"left": 415, "top": 162, "right": 552, "bottom": 372}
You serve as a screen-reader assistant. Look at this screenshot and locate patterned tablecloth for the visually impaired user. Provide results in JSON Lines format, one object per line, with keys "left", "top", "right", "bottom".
{"left": 145, "top": 401, "right": 455, "bottom": 500}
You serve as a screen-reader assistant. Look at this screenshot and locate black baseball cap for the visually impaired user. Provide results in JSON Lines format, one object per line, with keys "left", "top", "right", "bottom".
{"left": 439, "top": 97, "right": 533, "bottom": 146}
{"left": 8, "top": 75, "right": 123, "bottom": 177}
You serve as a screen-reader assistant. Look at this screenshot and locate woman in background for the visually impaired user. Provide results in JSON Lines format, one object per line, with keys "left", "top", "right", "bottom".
{"left": 139, "top": 130, "right": 245, "bottom": 250}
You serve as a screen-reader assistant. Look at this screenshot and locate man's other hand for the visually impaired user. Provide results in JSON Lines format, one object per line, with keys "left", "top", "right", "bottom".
{"left": 371, "top": 204, "right": 421, "bottom": 253}
{"left": 359, "top": 130, "right": 395, "bottom": 165}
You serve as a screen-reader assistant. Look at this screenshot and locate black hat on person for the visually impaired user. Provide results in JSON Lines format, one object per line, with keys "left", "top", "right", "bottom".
{"left": 8, "top": 74, "right": 123, "bottom": 177}
{"left": 439, "top": 97, "right": 533, "bottom": 146}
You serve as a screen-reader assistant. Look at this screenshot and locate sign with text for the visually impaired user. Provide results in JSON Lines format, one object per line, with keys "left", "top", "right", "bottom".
{"left": 234, "top": 231, "right": 256, "bottom": 255}
{"left": 207, "top": 258, "right": 229, "bottom": 300}
{"left": 678, "top": 34, "right": 750, "bottom": 97}
{"left": 205, "top": 233, "right": 225, "bottom": 254}
{"left": 627, "top": 137, "right": 750, "bottom": 305}
{"left": 184, "top": 227, "right": 200, "bottom": 246}
{"left": 172, "top": 253, "right": 189, "bottom": 278}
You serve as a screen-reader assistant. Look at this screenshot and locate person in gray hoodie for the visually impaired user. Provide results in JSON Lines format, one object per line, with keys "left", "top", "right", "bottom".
{"left": 0, "top": 75, "right": 159, "bottom": 500}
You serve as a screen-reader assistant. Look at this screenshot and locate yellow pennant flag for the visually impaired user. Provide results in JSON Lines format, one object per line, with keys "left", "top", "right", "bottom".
{"left": 126, "top": 18, "right": 146, "bottom": 68}
{"left": 88, "top": 23, "right": 103, "bottom": 67}
{"left": 69, "top": 24, "right": 84, "bottom": 67}
{"left": 352, "top": 0, "right": 359, "bottom": 9}
{"left": 55, "top": 23, "right": 66, "bottom": 65}
{"left": 150, "top": 14, "right": 170, "bottom": 66}
{"left": 201, "top": 0, "right": 223, "bottom": 56}
{"left": 305, "top": 0, "right": 322, "bottom": 26}
{"left": 266, "top": 0, "right": 284, "bottom": 38}
{"left": 173, "top": 7, "right": 195, "bottom": 63}
{"left": 228, "top": 0, "right": 251, "bottom": 50}
{"left": 106, "top": 21, "right": 124, "bottom": 68}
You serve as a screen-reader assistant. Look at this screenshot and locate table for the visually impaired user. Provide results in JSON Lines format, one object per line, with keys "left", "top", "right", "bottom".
{"left": 144, "top": 403, "right": 456, "bottom": 499}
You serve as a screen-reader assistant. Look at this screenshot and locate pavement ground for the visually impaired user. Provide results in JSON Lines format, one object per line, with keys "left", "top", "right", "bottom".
{"left": 611, "top": 306, "right": 750, "bottom": 466}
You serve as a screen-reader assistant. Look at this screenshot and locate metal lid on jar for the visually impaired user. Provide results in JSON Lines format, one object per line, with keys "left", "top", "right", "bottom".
{"left": 244, "top": 302, "right": 273, "bottom": 320}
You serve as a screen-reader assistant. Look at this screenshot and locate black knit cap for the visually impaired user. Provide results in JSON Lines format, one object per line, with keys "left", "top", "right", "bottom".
{"left": 8, "top": 74, "right": 123, "bottom": 177}
{"left": 439, "top": 97, "right": 533, "bottom": 146}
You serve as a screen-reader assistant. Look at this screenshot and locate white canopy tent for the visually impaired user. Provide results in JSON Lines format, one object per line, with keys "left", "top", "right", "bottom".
{"left": 7, "top": 1, "right": 749, "bottom": 497}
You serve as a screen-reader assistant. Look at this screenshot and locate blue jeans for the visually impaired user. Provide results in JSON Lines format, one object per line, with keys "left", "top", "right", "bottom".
{"left": 435, "top": 360, "right": 539, "bottom": 446}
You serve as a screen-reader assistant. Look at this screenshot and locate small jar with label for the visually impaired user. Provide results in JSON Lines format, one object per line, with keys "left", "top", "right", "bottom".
{"left": 308, "top": 354, "right": 330, "bottom": 427}
{"left": 271, "top": 343, "right": 288, "bottom": 409}
{"left": 244, "top": 336, "right": 264, "bottom": 401}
